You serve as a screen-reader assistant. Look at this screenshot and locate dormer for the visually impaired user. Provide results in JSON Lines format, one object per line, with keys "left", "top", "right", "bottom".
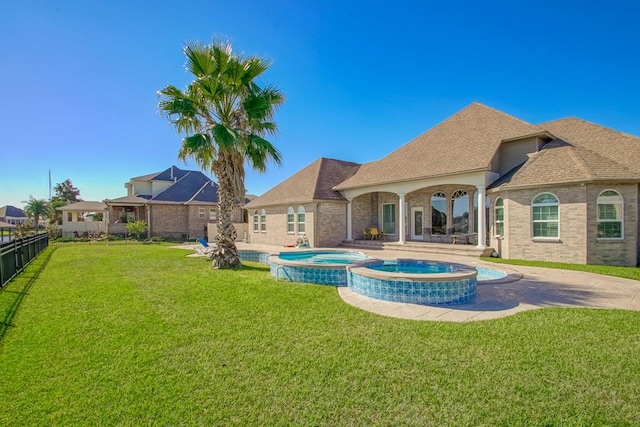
{"left": 491, "top": 132, "right": 553, "bottom": 176}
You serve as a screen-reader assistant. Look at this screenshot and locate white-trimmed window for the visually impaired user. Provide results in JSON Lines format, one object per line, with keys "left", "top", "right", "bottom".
{"left": 431, "top": 192, "right": 447, "bottom": 234}
{"left": 253, "top": 210, "right": 259, "bottom": 233}
{"left": 286, "top": 207, "right": 295, "bottom": 234}
{"left": 382, "top": 203, "right": 396, "bottom": 234}
{"left": 494, "top": 198, "right": 504, "bottom": 237}
{"left": 532, "top": 193, "right": 559, "bottom": 238}
{"left": 297, "top": 206, "right": 306, "bottom": 234}
{"left": 209, "top": 208, "right": 217, "bottom": 221}
{"left": 451, "top": 190, "right": 469, "bottom": 234}
{"left": 597, "top": 190, "right": 623, "bottom": 239}
{"left": 260, "top": 209, "right": 267, "bottom": 232}
{"left": 198, "top": 207, "right": 206, "bottom": 219}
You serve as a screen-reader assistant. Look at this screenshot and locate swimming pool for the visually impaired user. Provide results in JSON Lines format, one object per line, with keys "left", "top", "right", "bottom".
{"left": 269, "top": 250, "right": 370, "bottom": 286}
{"left": 347, "top": 259, "right": 479, "bottom": 305}
{"left": 368, "top": 260, "right": 507, "bottom": 282}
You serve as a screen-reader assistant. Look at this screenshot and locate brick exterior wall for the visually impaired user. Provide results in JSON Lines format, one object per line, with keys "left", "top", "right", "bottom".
{"left": 149, "top": 205, "right": 189, "bottom": 240}
{"left": 490, "top": 184, "right": 639, "bottom": 266}
{"left": 586, "top": 184, "right": 638, "bottom": 266}
{"left": 317, "top": 202, "right": 348, "bottom": 247}
{"left": 248, "top": 204, "right": 316, "bottom": 247}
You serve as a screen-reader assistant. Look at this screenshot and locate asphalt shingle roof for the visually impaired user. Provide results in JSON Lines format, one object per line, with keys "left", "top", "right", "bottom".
{"left": 151, "top": 171, "right": 215, "bottom": 203}
{"left": 246, "top": 158, "right": 361, "bottom": 208}
{"left": 335, "top": 103, "right": 540, "bottom": 190}
{"left": 0, "top": 205, "right": 26, "bottom": 218}
{"left": 57, "top": 201, "right": 107, "bottom": 211}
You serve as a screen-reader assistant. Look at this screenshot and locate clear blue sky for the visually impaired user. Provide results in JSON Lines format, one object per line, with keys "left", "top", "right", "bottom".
{"left": 2, "top": 0, "right": 639, "bottom": 208}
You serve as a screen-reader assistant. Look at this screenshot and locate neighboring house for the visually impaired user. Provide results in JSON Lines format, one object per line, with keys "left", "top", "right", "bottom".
{"left": 57, "top": 201, "right": 108, "bottom": 237}
{"left": 0, "top": 205, "right": 27, "bottom": 225}
{"left": 247, "top": 102, "right": 640, "bottom": 266}
{"left": 105, "top": 166, "right": 244, "bottom": 240}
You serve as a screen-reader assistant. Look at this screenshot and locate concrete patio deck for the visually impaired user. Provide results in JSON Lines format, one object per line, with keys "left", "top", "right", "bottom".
{"left": 181, "top": 242, "right": 640, "bottom": 322}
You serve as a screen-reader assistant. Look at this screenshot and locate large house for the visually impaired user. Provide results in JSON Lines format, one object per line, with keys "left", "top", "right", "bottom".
{"left": 0, "top": 205, "right": 27, "bottom": 225}
{"left": 105, "top": 166, "right": 244, "bottom": 240}
{"left": 246, "top": 103, "right": 640, "bottom": 266}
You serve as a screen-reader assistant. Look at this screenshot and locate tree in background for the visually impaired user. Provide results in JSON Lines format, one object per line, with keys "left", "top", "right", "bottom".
{"left": 52, "top": 179, "right": 82, "bottom": 203}
{"left": 23, "top": 197, "right": 48, "bottom": 230}
{"left": 159, "top": 40, "right": 284, "bottom": 268}
{"left": 49, "top": 179, "right": 82, "bottom": 225}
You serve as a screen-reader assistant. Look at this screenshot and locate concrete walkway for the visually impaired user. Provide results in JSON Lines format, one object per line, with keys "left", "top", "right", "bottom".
{"left": 180, "top": 242, "right": 640, "bottom": 322}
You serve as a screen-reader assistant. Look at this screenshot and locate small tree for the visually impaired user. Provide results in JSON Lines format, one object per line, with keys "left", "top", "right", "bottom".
{"left": 126, "top": 220, "right": 148, "bottom": 240}
{"left": 23, "top": 197, "right": 48, "bottom": 230}
{"left": 52, "top": 179, "right": 82, "bottom": 203}
{"left": 15, "top": 220, "right": 34, "bottom": 237}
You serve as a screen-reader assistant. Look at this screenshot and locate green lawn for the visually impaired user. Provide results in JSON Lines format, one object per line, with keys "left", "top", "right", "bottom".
{"left": 2, "top": 245, "right": 640, "bottom": 425}
{"left": 481, "top": 256, "right": 640, "bottom": 281}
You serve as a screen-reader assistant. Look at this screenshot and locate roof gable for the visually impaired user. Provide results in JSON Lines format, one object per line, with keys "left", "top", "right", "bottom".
{"left": 0, "top": 205, "right": 26, "bottom": 218}
{"left": 491, "top": 139, "right": 640, "bottom": 190}
{"left": 152, "top": 165, "right": 191, "bottom": 182}
{"left": 151, "top": 171, "right": 214, "bottom": 203}
{"left": 246, "top": 158, "right": 361, "bottom": 208}
{"left": 335, "top": 102, "right": 540, "bottom": 190}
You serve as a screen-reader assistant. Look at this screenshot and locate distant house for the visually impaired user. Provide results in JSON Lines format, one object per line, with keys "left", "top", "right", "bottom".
{"left": 0, "top": 205, "right": 27, "bottom": 225}
{"left": 57, "top": 201, "right": 108, "bottom": 237}
{"left": 248, "top": 103, "right": 640, "bottom": 266}
{"left": 105, "top": 166, "right": 245, "bottom": 240}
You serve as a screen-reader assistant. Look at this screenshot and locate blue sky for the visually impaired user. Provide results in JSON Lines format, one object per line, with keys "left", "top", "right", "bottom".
{"left": 1, "top": 0, "right": 639, "bottom": 208}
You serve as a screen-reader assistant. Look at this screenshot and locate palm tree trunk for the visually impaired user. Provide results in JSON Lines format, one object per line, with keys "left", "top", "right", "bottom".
{"left": 210, "top": 154, "right": 241, "bottom": 269}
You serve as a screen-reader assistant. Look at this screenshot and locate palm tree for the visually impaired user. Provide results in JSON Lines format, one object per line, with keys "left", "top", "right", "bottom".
{"left": 159, "top": 40, "right": 284, "bottom": 268}
{"left": 23, "top": 197, "right": 48, "bottom": 231}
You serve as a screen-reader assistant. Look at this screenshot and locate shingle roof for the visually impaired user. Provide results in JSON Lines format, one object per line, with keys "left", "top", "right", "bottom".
{"left": 152, "top": 165, "right": 191, "bottom": 182}
{"left": 246, "top": 158, "right": 361, "bottom": 208}
{"left": 57, "top": 201, "right": 107, "bottom": 211}
{"left": 335, "top": 103, "right": 540, "bottom": 190}
{"left": 0, "top": 205, "right": 26, "bottom": 218}
{"left": 539, "top": 117, "right": 640, "bottom": 175}
{"left": 489, "top": 139, "right": 640, "bottom": 190}
{"left": 150, "top": 171, "right": 215, "bottom": 203}
{"left": 105, "top": 195, "right": 149, "bottom": 205}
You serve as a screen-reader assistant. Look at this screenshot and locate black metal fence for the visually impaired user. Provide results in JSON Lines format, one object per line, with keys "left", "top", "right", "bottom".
{"left": 0, "top": 233, "right": 49, "bottom": 288}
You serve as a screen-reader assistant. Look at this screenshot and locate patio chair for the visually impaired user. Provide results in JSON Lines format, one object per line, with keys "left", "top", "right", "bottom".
{"left": 369, "top": 227, "right": 380, "bottom": 240}
{"left": 362, "top": 228, "right": 371, "bottom": 240}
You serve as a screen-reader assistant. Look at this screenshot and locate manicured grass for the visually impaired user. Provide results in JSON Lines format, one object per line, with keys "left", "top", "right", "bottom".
{"left": 481, "top": 256, "right": 640, "bottom": 281}
{"left": 1, "top": 245, "right": 640, "bottom": 425}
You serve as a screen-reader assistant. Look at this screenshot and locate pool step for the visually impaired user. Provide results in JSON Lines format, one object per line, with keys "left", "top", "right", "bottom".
{"left": 339, "top": 240, "right": 494, "bottom": 258}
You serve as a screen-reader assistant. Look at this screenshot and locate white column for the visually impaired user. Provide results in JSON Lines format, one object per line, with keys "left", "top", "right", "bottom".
{"left": 346, "top": 199, "right": 353, "bottom": 241}
{"left": 398, "top": 193, "right": 406, "bottom": 244}
{"left": 476, "top": 185, "right": 486, "bottom": 249}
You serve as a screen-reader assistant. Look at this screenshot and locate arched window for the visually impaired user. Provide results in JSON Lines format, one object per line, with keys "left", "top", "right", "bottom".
{"left": 532, "top": 193, "right": 559, "bottom": 238}
{"left": 286, "top": 207, "right": 295, "bottom": 234}
{"left": 260, "top": 209, "right": 267, "bottom": 232}
{"left": 494, "top": 198, "right": 504, "bottom": 237}
{"left": 252, "top": 210, "right": 259, "bottom": 233}
{"left": 451, "top": 190, "right": 469, "bottom": 234}
{"left": 297, "top": 206, "right": 306, "bottom": 234}
{"left": 597, "top": 190, "right": 623, "bottom": 239}
{"left": 431, "top": 192, "right": 447, "bottom": 234}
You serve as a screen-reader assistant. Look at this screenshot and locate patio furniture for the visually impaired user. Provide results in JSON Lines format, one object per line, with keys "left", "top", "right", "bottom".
{"left": 369, "top": 227, "right": 380, "bottom": 240}
{"left": 362, "top": 228, "right": 371, "bottom": 240}
{"left": 196, "top": 238, "right": 215, "bottom": 256}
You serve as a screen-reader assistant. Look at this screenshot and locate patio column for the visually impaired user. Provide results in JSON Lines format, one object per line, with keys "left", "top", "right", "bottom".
{"left": 476, "top": 185, "right": 486, "bottom": 249}
{"left": 398, "top": 193, "right": 406, "bottom": 244}
{"left": 346, "top": 199, "right": 353, "bottom": 241}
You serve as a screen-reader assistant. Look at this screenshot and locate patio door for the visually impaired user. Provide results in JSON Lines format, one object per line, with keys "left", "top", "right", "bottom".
{"left": 410, "top": 207, "right": 424, "bottom": 240}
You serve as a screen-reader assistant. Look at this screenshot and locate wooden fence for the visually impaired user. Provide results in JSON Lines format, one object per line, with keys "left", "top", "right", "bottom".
{"left": 0, "top": 233, "right": 49, "bottom": 288}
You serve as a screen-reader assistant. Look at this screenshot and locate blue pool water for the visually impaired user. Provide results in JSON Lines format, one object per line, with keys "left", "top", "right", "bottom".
{"left": 277, "top": 251, "right": 370, "bottom": 265}
{"left": 368, "top": 260, "right": 506, "bottom": 282}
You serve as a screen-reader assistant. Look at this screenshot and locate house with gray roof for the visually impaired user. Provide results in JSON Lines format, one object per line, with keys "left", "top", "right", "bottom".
{"left": 247, "top": 103, "right": 640, "bottom": 266}
{"left": 105, "top": 166, "right": 244, "bottom": 240}
{"left": 0, "top": 205, "right": 27, "bottom": 226}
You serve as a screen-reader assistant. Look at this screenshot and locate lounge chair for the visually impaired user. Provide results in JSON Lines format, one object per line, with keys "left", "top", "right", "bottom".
{"left": 196, "top": 238, "right": 216, "bottom": 256}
